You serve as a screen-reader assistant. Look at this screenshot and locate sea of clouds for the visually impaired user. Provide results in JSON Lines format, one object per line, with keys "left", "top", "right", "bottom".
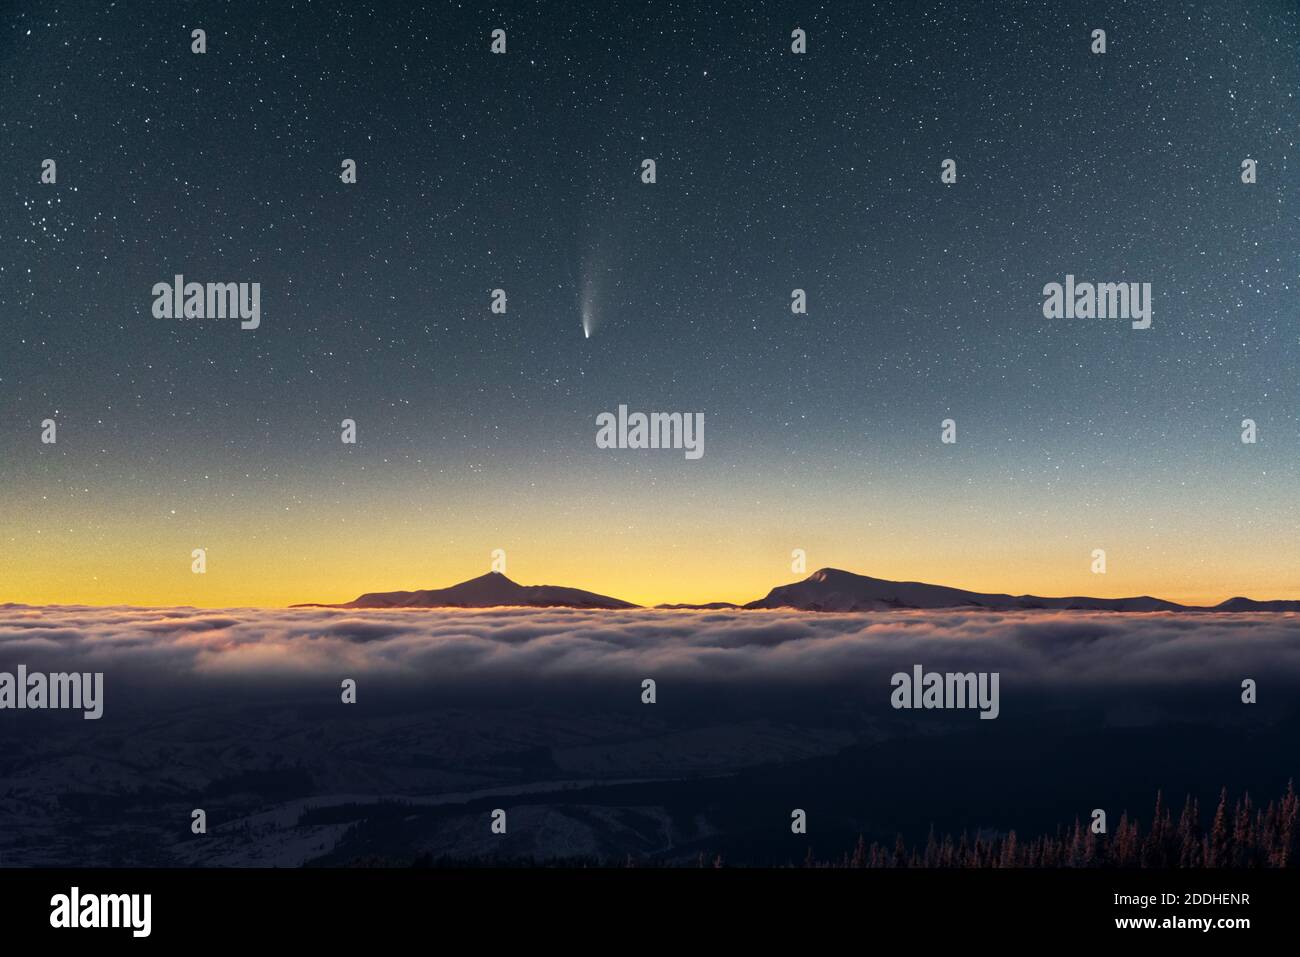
{"left": 1, "top": 604, "right": 1297, "bottom": 690}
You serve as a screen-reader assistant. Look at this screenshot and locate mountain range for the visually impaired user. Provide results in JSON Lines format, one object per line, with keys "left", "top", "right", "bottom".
{"left": 297, "top": 568, "right": 1300, "bottom": 613}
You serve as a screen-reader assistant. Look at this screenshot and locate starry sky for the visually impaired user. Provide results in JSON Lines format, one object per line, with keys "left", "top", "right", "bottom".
{"left": 1, "top": 0, "right": 1297, "bottom": 607}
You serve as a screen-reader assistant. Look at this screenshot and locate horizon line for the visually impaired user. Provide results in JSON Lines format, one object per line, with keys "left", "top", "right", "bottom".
{"left": 6, "top": 566, "right": 1297, "bottom": 612}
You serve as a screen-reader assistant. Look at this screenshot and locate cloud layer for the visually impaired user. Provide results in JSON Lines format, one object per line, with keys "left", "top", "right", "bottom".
{"left": 2, "top": 604, "right": 1297, "bottom": 689}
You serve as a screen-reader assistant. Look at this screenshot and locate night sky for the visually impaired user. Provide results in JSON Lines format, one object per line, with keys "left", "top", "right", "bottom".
{"left": 1, "top": 1, "right": 1297, "bottom": 606}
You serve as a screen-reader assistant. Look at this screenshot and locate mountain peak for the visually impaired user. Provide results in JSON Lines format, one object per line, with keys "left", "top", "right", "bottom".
{"left": 809, "top": 567, "right": 859, "bottom": 583}
{"left": 465, "top": 570, "right": 516, "bottom": 584}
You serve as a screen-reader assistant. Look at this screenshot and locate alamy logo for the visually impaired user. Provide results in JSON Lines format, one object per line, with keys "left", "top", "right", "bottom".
{"left": 152, "top": 275, "right": 261, "bottom": 329}
{"left": 50, "top": 887, "right": 151, "bottom": 937}
{"left": 1042, "top": 274, "right": 1152, "bottom": 329}
{"left": 890, "top": 665, "right": 1000, "bottom": 719}
{"left": 596, "top": 405, "right": 704, "bottom": 460}
{"left": 0, "top": 666, "right": 103, "bottom": 719}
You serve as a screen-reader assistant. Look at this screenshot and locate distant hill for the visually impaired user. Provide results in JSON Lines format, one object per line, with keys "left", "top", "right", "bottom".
{"left": 1212, "top": 596, "right": 1300, "bottom": 612}
{"left": 298, "top": 571, "right": 638, "bottom": 610}
{"left": 654, "top": 602, "right": 743, "bottom": 610}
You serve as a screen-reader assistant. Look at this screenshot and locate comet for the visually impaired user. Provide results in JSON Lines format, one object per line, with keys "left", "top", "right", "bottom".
{"left": 580, "top": 270, "right": 597, "bottom": 339}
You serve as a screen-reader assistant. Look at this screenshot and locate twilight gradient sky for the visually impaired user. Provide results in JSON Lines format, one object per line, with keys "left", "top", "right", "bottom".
{"left": 1, "top": 0, "right": 1298, "bottom": 608}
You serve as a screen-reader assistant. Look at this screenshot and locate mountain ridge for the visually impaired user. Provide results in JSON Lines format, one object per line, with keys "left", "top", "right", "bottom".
{"left": 296, "top": 567, "right": 1300, "bottom": 612}
{"left": 744, "top": 568, "right": 1184, "bottom": 612}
